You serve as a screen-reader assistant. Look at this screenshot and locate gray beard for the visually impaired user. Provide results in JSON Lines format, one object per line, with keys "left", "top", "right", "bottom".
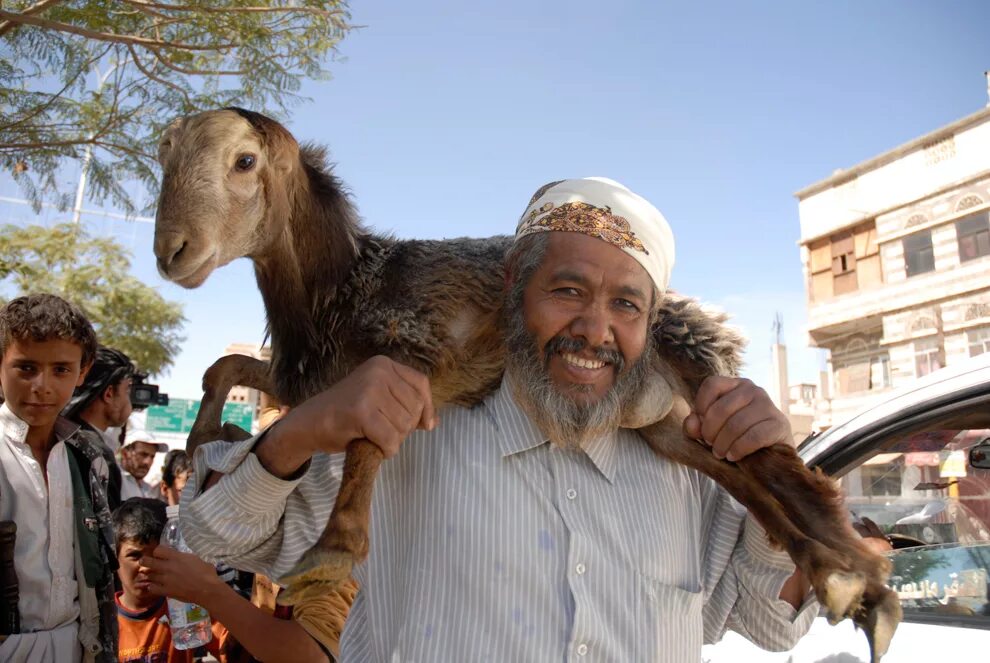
{"left": 504, "top": 307, "right": 650, "bottom": 450}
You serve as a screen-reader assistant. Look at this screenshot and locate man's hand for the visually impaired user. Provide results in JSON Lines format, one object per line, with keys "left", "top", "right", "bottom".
{"left": 143, "top": 545, "right": 225, "bottom": 607}
{"left": 257, "top": 356, "right": 437, "bottom": 478}
{"left": 682, "top": 376, "right": 792, "bottom": 462}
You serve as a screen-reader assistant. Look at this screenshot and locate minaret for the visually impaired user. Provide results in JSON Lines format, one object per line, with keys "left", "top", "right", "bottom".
{"left": 769, "top": 313, "right": 790, "bottom": 416}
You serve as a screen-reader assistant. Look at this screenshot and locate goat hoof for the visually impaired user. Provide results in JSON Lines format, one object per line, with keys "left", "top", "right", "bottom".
{"left": 821, "top": 570, "right": 866, "bottom": 623}
{"left": 861, "top": 588, "right": 902, "bottom": 663}
{"left": 276, "top": 548, "right": 354, "bottom": 605}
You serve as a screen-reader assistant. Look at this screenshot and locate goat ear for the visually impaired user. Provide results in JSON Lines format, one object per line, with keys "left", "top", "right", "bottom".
{"left": 224, "top": 108, "right": 298, "bottom": 173}
{"left": 262, "top": 124, "right": 299, "bottom": 173}
{"left": 244, "top": 114, "right": 297, "bottom": 173}
{"left": 157, "top": 117, "right": 183, "bottom": 165}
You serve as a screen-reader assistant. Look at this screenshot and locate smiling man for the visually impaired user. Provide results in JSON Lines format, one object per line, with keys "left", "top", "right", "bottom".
{"left": 182, "top": 178, "right": 816, "bottom": 661}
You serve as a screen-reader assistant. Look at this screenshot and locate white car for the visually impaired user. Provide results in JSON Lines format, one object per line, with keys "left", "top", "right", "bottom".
{"left": 704, "top": 354, "right": 990, "bottom": 662}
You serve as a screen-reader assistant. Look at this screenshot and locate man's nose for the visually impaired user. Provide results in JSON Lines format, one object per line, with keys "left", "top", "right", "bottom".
{"left": 571, "top": 302, "right": 614, "bottom": 349}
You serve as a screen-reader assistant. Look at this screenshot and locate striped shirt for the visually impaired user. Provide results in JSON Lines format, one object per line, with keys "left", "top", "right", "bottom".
{"left": 183, "top": 382, "right": 817, "bottom": 662}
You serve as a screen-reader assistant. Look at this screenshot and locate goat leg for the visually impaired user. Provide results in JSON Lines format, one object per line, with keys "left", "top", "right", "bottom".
{"left": 187, "top": 354, "right": 273, "bottom": 455}
{"left": 736, "top": 446, "right": 901, "bottom": 661}
{"left": 640, "top": 417, "right": 868, "bottom": 616}
{"left": 277, "top": 439, "right": 383, "bottom": 605}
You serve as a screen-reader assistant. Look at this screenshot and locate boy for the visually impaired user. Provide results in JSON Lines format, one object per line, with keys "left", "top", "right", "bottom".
{"left": 112, "top": 498, "right": 229, "bottom": 662}
{"left": 0, "top": 293, "right": 117, "bottom": 662}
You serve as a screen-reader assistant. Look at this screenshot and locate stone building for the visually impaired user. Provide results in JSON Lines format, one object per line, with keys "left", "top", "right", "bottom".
{"left": 796, "top": 103, "right": 990, "bottom": 429}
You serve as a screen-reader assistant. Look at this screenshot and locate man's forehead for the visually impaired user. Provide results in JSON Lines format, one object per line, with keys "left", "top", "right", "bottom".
{"left": 542, "top": 232, "right": 653, "bottom": 288}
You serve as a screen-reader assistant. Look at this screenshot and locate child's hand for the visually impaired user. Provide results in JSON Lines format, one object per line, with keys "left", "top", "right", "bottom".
{"left": 143, "top": 546, "right": 225, "bottom": 607}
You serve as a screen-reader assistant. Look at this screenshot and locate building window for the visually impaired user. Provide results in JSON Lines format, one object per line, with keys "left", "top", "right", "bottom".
{"left": 870, "top": 355, "right": 891, "bottom": 389}
{"left": 968, "top": 327, "right": 990, "bottom": 357}
{"left": 956, "top": 211, "right": 990, "bottom": 263}
{"left": 833, "top": 346, "right": 890, "bottom": 396}
{"left": 914, "top": 338, "right": 943, "bottom": 378}
{"left": 807, "top": 221, "right": 879, "bottom": 301}
{"left": 903, "top": 230, "right": 935, "bottom": 277}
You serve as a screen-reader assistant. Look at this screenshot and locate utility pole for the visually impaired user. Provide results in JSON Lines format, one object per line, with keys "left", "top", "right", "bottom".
{"left": 71, "top": 60, "right": 127, "bottom": 224}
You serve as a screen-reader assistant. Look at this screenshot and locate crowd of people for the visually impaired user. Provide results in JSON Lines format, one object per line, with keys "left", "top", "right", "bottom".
{"left": 0, "top": 295, "right": 345, "bottom": 662}
{"left": 0, "top": 178, "right": 822, "bottom": 662}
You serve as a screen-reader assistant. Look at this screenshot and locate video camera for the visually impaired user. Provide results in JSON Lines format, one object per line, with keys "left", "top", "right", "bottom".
{"left": 129, "top": 371, "right": 169, "bottom": 410}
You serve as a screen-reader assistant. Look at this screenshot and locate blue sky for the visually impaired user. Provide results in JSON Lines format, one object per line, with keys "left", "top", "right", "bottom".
{"left": 3, "top": 0, "right": 990, "bottom": 400}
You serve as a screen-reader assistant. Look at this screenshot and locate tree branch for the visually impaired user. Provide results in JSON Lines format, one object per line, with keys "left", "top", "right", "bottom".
{"left": 0, "top": 45, "right": 110, "bottom": 133}
{"left": 126, "top": 44, "right": 191, "bottom": 106}
{"left": 0, "top": 0, "right": 63, "bottom": 38}
{"left": 0, "top": 136, "right": 153, "bottom": 160}
{"left": 146, "top": 46, "right": 248, "bottom": 76}
{"left": 119, "top": 0, "right": 347, "bottom": 20}
{"left": 0, "top": 10, "right": 238, "bottom": 51}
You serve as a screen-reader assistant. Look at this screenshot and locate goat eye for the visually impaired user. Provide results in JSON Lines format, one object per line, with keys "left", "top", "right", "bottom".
{"left": 235, "top": 154, "right": 256, "bottom": 171}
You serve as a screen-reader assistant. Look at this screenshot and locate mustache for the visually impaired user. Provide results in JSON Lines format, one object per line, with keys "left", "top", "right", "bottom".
{"left": 543, "top": 335, "right": 625, "bottom": 373}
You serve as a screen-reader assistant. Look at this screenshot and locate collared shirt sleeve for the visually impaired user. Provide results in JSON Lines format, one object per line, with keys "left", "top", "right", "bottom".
{"left": 700, "top": 482, "right": 818, "bottom": 651}
{"left": 180, "top": 435, "right": 345, "bottom": 581}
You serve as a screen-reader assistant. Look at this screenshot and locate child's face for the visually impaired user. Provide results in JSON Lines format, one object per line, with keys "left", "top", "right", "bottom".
{"left": 118, "top": 538, "right": 158, "bottom": 606}
{"left": 0, "top": 337, "right": 87, "bottom": 429}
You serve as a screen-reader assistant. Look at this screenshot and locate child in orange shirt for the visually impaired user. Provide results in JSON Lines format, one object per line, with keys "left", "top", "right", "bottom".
{"left": 113, "top": 498, "right": 228, "bottom": 662}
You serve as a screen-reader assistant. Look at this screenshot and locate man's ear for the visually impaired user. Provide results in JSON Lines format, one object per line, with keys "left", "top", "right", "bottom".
{"left": 77, "top": 361, "right": 92, "bottom": 388}
{"left": 101, "top": 383, "right": 116, "bottom": 404}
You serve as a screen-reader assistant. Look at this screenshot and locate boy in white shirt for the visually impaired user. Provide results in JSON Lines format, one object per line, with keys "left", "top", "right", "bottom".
{"left": 0, "top": 294, "right": 117, "bottom": 662}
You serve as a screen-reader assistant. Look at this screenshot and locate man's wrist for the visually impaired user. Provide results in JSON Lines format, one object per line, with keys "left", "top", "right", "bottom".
{"left": 253, "top": 419, "right": 316, "bottom": 479}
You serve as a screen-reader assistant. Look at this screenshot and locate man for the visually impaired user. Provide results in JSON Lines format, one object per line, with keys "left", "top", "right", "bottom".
{"left": 181, "top": 178, "right": 817, "bottom": 660}
{"left": 63, "top": 345, "right": 136, "bottom": 510}
{"left": 119, "top": 427, "right": 168, "bottom": 501}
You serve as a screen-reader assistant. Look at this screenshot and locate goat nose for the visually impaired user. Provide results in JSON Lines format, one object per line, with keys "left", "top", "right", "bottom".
{"left": 154, "top": 231, "right": 187, "bottom": 271}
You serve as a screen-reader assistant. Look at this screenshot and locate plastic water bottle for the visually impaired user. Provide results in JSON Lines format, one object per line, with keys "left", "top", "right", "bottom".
{"left": 162, "top": 505, "right": 213, "bottom": 650}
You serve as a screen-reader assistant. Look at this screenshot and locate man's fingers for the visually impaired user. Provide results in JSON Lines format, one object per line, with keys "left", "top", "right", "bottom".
{"left": 683, "top": 413, "right": 704, "bottom": 441}
{"left": 389, "top": 361, "right": 437, "bottom": 429}
{"left": 362, "top": 413, "right": 406, "bottom": 459}
{"left": 699, "top": 384, "right": 757, "bottom": 446}
{"left": 711, "top": 407, "right": 772, "bottom": 460}
{"left": 694, "top": 376, "right": 750, "bottom": 416}
{"left": 723, "top": 420, "right": 787, "bottom": 462}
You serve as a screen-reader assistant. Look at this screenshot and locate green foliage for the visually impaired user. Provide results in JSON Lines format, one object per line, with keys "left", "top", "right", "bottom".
{"left": 0, "top": 222, "right": 185, "bottom": 375}
{"left": 0, "top": 1, "right": 351, "bottom": 214}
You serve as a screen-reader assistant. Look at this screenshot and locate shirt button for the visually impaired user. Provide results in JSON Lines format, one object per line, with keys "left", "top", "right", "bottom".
{"left": 566, "top": 488, "right": 577, "bottom": 500}
{"left": 575, "top": 563, "right": 586, "bottom": 575}
{"left": 577, "top": 643, "right": 589, "bottom": 656}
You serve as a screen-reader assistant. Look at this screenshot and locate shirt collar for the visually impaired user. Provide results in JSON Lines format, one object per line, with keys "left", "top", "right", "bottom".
{"left": 487, "top": 379, "right": 620, "bottom": 483}
{"left": 0, "top": 402, "right": 79, "bottom": 448}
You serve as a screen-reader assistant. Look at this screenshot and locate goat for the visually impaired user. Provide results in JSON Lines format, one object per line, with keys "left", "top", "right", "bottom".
{"left": 154, "top": 108, "right": 901, "bottom": 661}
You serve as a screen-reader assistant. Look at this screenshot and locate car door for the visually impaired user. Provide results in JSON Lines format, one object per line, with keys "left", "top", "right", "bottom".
{"left": 704, "top": 374, "right": 990, "bottom": 662}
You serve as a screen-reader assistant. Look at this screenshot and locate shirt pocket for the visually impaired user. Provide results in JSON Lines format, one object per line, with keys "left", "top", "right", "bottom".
{"left": 636, "top": 572, "right": 703, "bottom": 661}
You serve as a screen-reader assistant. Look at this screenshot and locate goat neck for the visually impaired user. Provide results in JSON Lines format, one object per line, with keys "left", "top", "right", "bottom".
{"left": 252, "top": 147, "right": 365, "bottom": 403}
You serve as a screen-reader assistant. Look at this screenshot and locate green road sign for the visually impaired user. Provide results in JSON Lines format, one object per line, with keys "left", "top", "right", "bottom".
{"left": 146, "top": 398, "right": 254, "bottom": 434}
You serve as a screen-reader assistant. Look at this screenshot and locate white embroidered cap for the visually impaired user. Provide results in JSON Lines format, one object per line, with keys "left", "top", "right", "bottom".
{"left": 515, "top": 177, "right": 675, "bottom": 292}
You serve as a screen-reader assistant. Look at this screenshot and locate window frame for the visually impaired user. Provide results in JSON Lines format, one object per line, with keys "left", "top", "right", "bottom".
{"left": 904, "top": 230, "right": 936, "bottom": 277}
{"left": 956, "top": 211, "right": 990, "bottom": 263}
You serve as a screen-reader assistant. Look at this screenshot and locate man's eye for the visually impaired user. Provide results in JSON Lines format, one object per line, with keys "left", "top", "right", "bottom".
{"left": 615, "top": 299, "right": 640, "bottom": 311}
{"left": 553, "top": 287, "right": 581, "bottom": 297}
